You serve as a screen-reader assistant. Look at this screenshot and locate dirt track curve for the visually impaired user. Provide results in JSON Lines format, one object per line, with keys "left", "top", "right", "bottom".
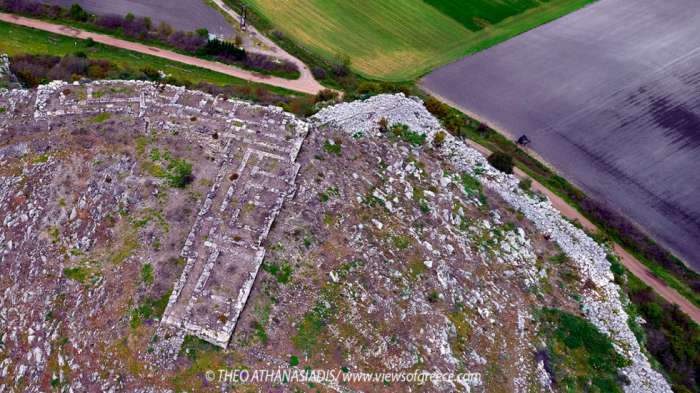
{"left": 0, "top": 12, "right": 326, "bottom": 95}
{"left": 207, "top": 0, "right": 322, "bottom": 96}
{"left": 465, "top": 140, "right": 700, "bottom": 325}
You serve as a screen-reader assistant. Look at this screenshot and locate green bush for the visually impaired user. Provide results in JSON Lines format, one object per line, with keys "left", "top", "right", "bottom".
{"left": 390, "top": 123, "right": 426, "bottom": 146}
{"left": 130, "top": 291, "right": 171, "bottom": 328}
{"left": 315, "top": 89, "right": 338, "bottom": 103}
{"left": 433, "top": 131, "right": 446, "bottom": 147}
{"left": 68, "top": 3, "right": 90, "bottom": 22}
{"left": 63, "top": 267, "right": 88, "bottom": 283}
{"left": 518, "top": 178, "right": 532, "bottom": 192}
{"left": 488, "top": 151, "right": 514, "bottom": 174}
{"left": 166, "top": 159, "right": 193, "bottom": 188}
{"left": 323, "top": 140, "right": 341, "bottom": 155}
{"left": 141, "top": 66, "right": 160, "bottom": 81}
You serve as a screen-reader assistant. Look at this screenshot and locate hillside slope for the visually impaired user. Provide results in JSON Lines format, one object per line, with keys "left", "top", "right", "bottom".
{"left": 0, "top": 81, "right": 670, "bottom": 392}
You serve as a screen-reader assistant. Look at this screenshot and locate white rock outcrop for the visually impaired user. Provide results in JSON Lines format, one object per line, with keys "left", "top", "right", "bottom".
{"left": 312, "top": 93, "right": 672, "bottom": 393}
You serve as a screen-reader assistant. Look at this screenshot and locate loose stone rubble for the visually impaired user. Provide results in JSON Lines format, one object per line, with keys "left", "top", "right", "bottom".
{"left": 0, "top": 79, "right": 308, "bottom": 390}
{"left": 312, "top": 93, "right": 673, "bottom": 393}
{"left": 0, "top": 74, "right": 673, "bottom": 391}
{"left": 0, "top": 54, "right": 19, "bottom": 90}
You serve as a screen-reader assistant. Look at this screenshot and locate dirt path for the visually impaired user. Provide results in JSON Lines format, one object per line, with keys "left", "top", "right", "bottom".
{"left": 207, "top": 0, "right": 323, "bottom": 94}
{"left": 0, "top": 12, "right": 326, "bottom": 95}
{"left": 464, "top": 139, "right": 700, "bottom": 324}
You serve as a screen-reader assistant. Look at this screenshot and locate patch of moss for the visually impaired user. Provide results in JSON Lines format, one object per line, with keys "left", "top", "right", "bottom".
{"left": 323, "top": 140, "right": 342, "bottom": 155}
{"left": 538, "top": 308, "right": 629, "bottom": 393}
{"left": 89, "top": 112, "right": 111, "bottom": 123}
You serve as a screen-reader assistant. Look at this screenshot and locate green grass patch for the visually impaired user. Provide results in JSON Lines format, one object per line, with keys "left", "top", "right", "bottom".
{"left": 140, "top": 263, "right": 154, "bottom": 286}
{"left": 31, "top": 153, "right": 50, "bottom": 164}
{"left": 391, "top": 123, "right": 426, "bottom": 146}
{"left": 291, "top": 284, "right": 342, "bottom": 356}
{"left": 63, "top": 267, "right": 88, "bottom": 283}
{"left": 89, "top": 112, "right": 111, "bottom": 123}
{"left": 111, "top": 231, "right": 139, "bottom": 264}
{"left": 63, "top": 263, "right": 101, "bottom": 286}
{"left": 262, "top": 261, "right": 293, "bottom": 284}
{"left": 447, "top": 306, "right": 472, "bottom": 357}
{"left": 166, "top": 159, "right": 193, "bottom": 188}
{"left": 292, "top": 300, "right": 332, "bottom": 354}
{"left": 179, "top": 334, "right": 220, "bottom": 361}
{"left": 539, "top": 308, "right": 628, "bottom": 393}
{"left": 323, "top": 140, "right": 341, "bottom": 155}
{"left": 247, "top": 0, "right": 594, "bottom": 80}
{"left": 425, "top": 0, "right": 541, "bottom": 31}
{"left": 460, "top": 173, "right": 482, "bottom": 196}
{"left": 392, "top": 234, "right": 412, "bottom": 250}
{"left": 130, "top": 290, "right": 171, "bottom": 328}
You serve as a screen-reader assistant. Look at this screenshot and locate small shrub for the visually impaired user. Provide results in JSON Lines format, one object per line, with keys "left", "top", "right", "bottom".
{"left": 331, "top": 53, "right": 351, "bottom": 77}
{"left": 166, "top": 159, "right": 193, "bottom": 188}
{"left": 390, "top": 123, "right": 426, "bottom": 146}
{"left": 315, "top": 89, "right": 338, "bottom": 103}
{"left": 68, "top": 3, "right": 89, "bottom": 22}
{"left": 311, "top": 66, "right": 327, "bottom": 79}
{"left": 195, "top": 28, "right": 209, "bottom": 38}
{"left": 424, "top": 96, "right": 451, "bottom": 118}
{"left": 377, "top": 117, "right": 389, "bottom": 133}
{"left": 488, "top": 151, "right": 514, "bottom": 174}
{"left": 263, "top": 262, "right": 293, "bottom": 284}
{"left": 323, "top": 140, "right": 341, "bottom": 155}
{"left": 427, "top": 290, "right": 440, "bottom": 303}
{"left": 392, "top": 235, "right": 411, "bottom": 250}
{"left": 518, "top": 178, "right": 532, "bottom": 192}
{"left": 433, "top": 131, "right": 446, "bottom": 147}
{"left": 130, "top": 291, "right": 171, "bottom": 328}
{"left": 289, "top": 355, "right": 299, "bottom": 366}
{"left": 63, "top": 267, "right": 87, "bottom": 283}
{"left": 461, "top": 173, "right": 482, "bottom": 196}
{"left": 141, "top": 66, "right": 160, "bottom": 80}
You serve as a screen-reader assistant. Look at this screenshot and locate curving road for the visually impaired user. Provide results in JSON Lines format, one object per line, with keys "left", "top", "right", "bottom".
{"left": 0, "top": 12, "right": 326, "bottom": 95}
{"left": 207, "top": 0, "right": 322, "bottom": 97}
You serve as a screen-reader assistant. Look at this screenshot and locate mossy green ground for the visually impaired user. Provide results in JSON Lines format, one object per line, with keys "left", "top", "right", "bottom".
{"left": 247, "top": 0, "right": 594, "bottom": 81}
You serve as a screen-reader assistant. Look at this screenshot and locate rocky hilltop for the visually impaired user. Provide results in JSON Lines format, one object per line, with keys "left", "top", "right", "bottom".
{"left": 0, "top": 80, "right": 670, "bottom": 392}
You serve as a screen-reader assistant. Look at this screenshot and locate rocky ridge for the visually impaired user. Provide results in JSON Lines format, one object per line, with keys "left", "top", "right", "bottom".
{"left": 313, "top": 93, "right": 672, "bottom": 393}
{"left": 0, "top": 79, "right": 673, "bottom": 392}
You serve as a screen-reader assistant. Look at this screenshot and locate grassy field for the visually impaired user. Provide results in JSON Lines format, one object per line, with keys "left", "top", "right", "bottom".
{"left": 245, "top": 0, "right": 594, "bottom": 81}
{"left": 0, "top": 20, "right": 296, "bottom": 95}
